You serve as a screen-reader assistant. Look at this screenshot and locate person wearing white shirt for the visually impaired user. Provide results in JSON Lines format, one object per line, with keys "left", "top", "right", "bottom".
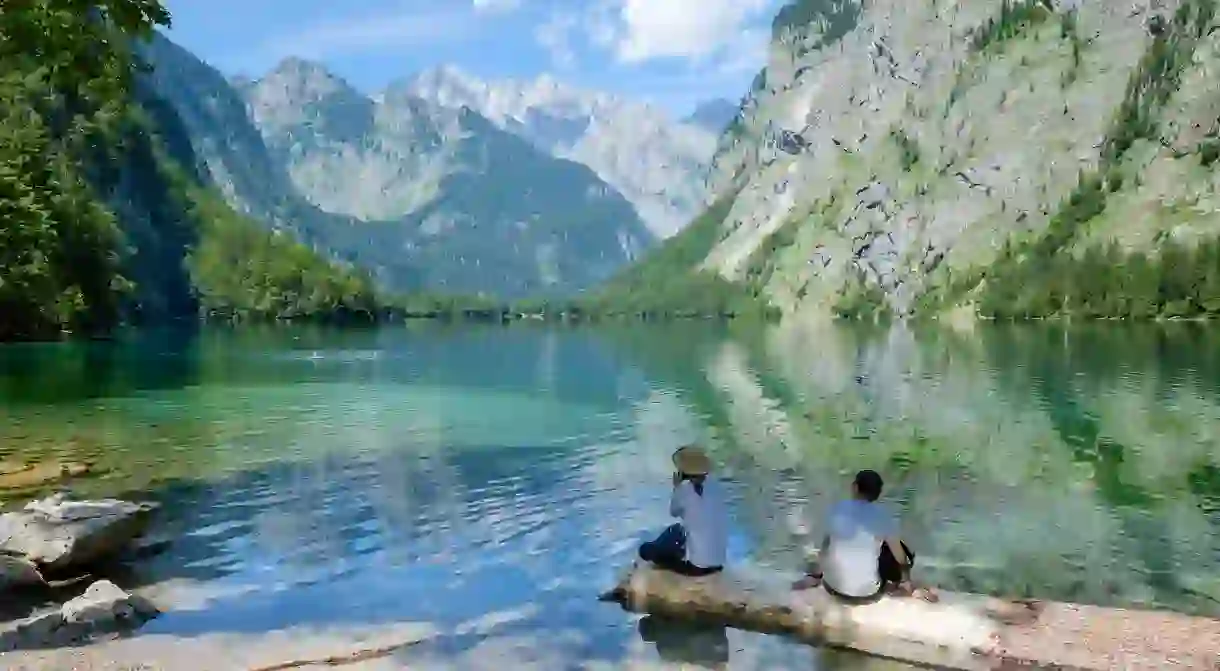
{"left": 637, "top": 445, "right": 727, "bottom": 577}
{"left": 792, "top": 469, "right": 937, "bottom": 602}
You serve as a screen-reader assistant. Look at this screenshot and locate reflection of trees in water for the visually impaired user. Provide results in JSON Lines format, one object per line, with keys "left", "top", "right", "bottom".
{"left": 623, "top": 319, "right": 1220, "bottom": 614}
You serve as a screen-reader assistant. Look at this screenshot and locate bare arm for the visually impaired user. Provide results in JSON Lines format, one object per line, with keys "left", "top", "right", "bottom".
{"left": 669, "top": 480, "right": 686, "bottom": 518}
{"left": 793, "top": 533, "right": 830, "bottom": 589}
{"left": 812, "top": 533, "right": 830, "bottom": 575}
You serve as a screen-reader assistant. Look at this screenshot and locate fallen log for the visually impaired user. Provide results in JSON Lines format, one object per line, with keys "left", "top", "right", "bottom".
{"left": 604, "top": 563, "right": 1220, "bottom": 670}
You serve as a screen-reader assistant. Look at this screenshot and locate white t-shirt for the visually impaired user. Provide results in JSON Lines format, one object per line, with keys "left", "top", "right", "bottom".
{"left": 670, "top": 479, "right": 727, "bottom": 569}
{"left": 822, "top": 499, "right": 898, "bottom": 597}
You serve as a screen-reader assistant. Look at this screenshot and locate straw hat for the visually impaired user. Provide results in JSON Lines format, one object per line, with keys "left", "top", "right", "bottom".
{"left": 672, "top": 445, "right": 712, "bottom": 476}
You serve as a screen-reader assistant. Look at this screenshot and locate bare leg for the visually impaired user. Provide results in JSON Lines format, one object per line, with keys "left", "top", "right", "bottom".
{"left": 792, "top": 561, "right": 823, "bottom": 590}
{"left": 884, "top": 580, "right": 939, "bottom": 602}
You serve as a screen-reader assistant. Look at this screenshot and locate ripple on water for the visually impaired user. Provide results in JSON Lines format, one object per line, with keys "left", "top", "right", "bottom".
{"left": 4, "top": 324, "right": 1219, "bottom": 668}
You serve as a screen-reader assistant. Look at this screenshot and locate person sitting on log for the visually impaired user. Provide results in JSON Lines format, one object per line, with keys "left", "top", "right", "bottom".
{"left": 637, "top": 445, "right": 727, "bottom": 577}
{"left": 792, "top": 469, "right": 937, "bottom": 602}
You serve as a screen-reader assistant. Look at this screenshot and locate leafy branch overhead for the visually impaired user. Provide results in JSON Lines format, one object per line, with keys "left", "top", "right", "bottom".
{"left": 0, "top": 0, "right": 391, "bottom": 340}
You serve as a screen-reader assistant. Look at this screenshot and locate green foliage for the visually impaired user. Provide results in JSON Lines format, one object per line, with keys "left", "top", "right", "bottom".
{"left": 578, "top": 192, "right": 779, "bottom": 320}
{"left": 891, "top": 129, "right": 921, "bottom": 171}
{"left": 1102, "top": 0, "right": 1216, "bottom": 165}
{"left": 183, "top": 186, "right": 380, "bottom": 322}
{"left": 968, "top": 0, "right": 1053, "bottom": 53}
{"left": 978, "top": 238, "right": 1220, "bottom": 319}
{"left": 0, "top": 0, "right": 401, "bottom": 340}
{"left": 1198, "top": 137, "right": 1220, "bottom": 166}
{"left": 0, "top": 0, "right": 167, "bottom": 340}
{"left": 772, "top": 0, "right": 863, "bottom": 56}
{"left": 742, "top": 216, "right": 801, "bottom": 294}
{"left": 1060, "top": 9, "right": 1085, "bottom": 85}
{"left": 832, "top": 269, "right": 890, "bottom": 320}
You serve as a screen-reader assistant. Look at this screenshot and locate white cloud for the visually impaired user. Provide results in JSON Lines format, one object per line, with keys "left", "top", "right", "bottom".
{"left": 526, "top": 0, "right": 776, "bottom": 114}
{"left": 473, "top": 0, "right": 522, "bottom": 13}
{"left": 535, "top": 0, "right": 777, "bottom": 69}
{"left": 611, "top": 0, "right": 774, "bottom": 63}
{"left": 251, "top": 4, "right": 478, "bottom": 62}
{"left": 710, "top": 26, "right": 769, "bottom": 77}
{"left": 534, "top": 12, "right": 578, "bottom": 69}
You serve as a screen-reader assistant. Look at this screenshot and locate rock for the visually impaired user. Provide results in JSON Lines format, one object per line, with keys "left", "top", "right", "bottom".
{"left": 0, "top": 609, "right": 64, "bottom": 652}
{"left": 0, "top": 580, "right": 158, "bottom": 652}
{"left": 61, "top": 579, "right": 157, "bottom": 625}
{"left": 0, "top": 494, "right": 157, "bottom": 573}
{"left": 0, "top": 554, "right": 46, "bottom": 589}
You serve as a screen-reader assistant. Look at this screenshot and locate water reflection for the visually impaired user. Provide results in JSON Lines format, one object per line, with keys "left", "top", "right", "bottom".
{"left": 607, "top": 319, "right": 1220, "bottom": 614}
{"left": 1, "top": 321, "right": 1218, "bottom": 668}
{"left": 637, "top": 615, "right": 731, "bottom": 669}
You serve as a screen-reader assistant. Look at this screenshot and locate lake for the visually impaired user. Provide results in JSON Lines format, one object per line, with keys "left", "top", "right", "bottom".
{"left": 1, "top": 320, "right": 1218, "bottom": 669}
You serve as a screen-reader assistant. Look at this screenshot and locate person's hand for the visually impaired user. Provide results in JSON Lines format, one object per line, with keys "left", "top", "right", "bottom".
{"left": 895, "top": 580, "right": 915, "bottom": 596}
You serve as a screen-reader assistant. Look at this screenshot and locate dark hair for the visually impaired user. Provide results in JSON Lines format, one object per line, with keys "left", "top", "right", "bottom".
{"left": 853, "top": 469, "right": 883, "bottom": 502}
{"left": 681, "top": 472, "right": 706, "bottom": 496}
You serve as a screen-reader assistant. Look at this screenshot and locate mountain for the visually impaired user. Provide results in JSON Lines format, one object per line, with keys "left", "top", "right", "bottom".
{"left": 683, "top": 98, "right": 740, "bottom": 133}
{"left": 402, "top": 66, "right": 719, "bottom": 238}
{"left": 617, "top": 0, "right": 1220, "bottom": 320}
{"left": 136, "top": 38, "right": 418, "bottom": 288}
{"left": 239, "top": 58, "right": 654, "bottom": 297}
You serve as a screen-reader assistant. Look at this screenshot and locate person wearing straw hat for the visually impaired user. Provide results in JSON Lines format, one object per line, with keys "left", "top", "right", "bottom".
{"left": 637, "top": 445, "right": 727, "bottom": 577}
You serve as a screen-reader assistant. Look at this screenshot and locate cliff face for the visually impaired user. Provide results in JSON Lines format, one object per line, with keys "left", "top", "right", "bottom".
{"left": 684, "top": 0, "right": 1220, "bottom": 318}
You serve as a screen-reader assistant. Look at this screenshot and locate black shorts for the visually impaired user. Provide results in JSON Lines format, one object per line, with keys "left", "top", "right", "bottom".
{"left": 822, "top": 541, "right": 916, "bottom": 603}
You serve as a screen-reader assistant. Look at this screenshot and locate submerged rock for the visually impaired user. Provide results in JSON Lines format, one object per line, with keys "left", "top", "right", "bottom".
{"left": 0, "top": 461, "right": 93, "bottom": 491}
{"left": 0, "top": 579, "right": 158, "bottom": 652}
{"left": 0, "top": 494, "right": 157, "bottom": 574}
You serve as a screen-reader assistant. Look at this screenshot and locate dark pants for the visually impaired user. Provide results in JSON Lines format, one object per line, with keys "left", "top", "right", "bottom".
{"left": 638, "top": 523, "right": 723, "bottom": 577}
{"left": 879, "top": 540, "right": 915, "bottom": 585}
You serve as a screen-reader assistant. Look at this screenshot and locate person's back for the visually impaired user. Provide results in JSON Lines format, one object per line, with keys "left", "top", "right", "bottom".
{"left": 673, "top": 476, "right": 727, "bottom": 570}
{"left": 638, "top": 445, "right": 728, "bottom": 576}
{"left": 821, "top": 497, "right": 896, "bottom": 597}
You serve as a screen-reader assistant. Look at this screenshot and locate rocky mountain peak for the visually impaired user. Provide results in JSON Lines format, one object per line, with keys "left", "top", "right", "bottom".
{"left": 400, "top": 66, "right": 720, "bottom": 238}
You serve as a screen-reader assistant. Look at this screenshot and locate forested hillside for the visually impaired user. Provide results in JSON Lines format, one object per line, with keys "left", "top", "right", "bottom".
{"left": 0, "top": 0, "right": 379, "bottom": 341}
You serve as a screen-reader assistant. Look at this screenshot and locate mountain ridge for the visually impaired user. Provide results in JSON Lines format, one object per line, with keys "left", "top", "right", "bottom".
{"left": 624, "top": 0, "right": 1220, "bottom": 321}
{"left": 399, "top": 64, "right": 720, "bottom": 238}
{"left": 147, "top": 42, "right": 655, "bottom": 298}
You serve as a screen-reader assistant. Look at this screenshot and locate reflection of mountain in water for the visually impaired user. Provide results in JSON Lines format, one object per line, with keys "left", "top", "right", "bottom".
{"left": 608, "top": 320, "right": 1220, "bottom": 615}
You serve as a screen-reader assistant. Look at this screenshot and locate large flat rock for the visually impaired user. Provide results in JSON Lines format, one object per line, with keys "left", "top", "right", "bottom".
{"left": 0, "top": 495, "right": 156, "bottom": 574}
{"left": 608, "top": 564, "right": 1220, "bottom": 670}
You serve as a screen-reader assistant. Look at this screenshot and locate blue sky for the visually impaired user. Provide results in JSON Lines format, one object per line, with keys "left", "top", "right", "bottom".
{"left": 162, "top": 0, "right": 784, "bottom": 116}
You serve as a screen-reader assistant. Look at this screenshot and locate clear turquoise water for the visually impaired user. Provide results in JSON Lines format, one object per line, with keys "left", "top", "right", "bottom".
{"left": 1, "top": 321, "right": 1217, "bottom": 669}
